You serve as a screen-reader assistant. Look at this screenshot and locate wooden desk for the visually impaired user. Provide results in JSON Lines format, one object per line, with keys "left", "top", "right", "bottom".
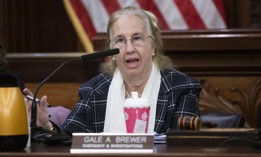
{"left": 1, "top": 142, "right": 261, "bottom": 157}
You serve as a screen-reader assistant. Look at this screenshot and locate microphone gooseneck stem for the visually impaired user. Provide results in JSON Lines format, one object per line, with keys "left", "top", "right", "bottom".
{"left": 30, "top": 48, "right": 119, "bottom": 129}
{"left": 30, "top": 58, "right": 81, "bottom": 128}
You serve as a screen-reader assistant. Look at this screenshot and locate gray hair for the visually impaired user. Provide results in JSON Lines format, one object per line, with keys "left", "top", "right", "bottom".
{"left": 100, "top": 6, "right": 174, "bottom": 76}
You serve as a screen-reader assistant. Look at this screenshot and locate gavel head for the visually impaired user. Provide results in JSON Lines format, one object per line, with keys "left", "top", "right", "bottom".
{"left": 178, "top": 116, "right": 201, "bottom": 131}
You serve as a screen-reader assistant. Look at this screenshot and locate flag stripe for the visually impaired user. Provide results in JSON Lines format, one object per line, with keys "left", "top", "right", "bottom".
{"left": 213, "top": 0, "right": 227, "bottom": 23}
{"left": 154, "top": 0, "right": 188, "bottom": 29}
{"left": 192, "top": 0, "right": 226, "bottom": 29}
{"left": 101, "top": 0, "right": 121, "bottom": 15}
{"left": 117, "top": 0, "right": 140, "bottom": 8}
{"left": 63, "top": 0, "right": 94, "bottom": 52}
{"left": 81, "top": 0, "right": 109, "bottom": 32}
{"left": 137, "top": 0, "right": 169, "bottom": 29}
{"left": 175, "top": 0, "right": 206, "bottom": 29}
{"left": 70, "top": 0, "right": 96, "bottom": 37}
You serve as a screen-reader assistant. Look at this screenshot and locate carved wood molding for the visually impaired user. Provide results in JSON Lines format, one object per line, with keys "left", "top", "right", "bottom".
{"left": 199, "top": 78, "right": 261, "bottom": 127}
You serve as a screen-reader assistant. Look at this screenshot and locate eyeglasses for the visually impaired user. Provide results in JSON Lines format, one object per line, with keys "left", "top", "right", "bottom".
{"left": 111, "top": 34, "right": 151, "bottom": 49}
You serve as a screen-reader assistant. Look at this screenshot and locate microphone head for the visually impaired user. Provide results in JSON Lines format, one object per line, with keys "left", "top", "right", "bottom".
{"left": 81, "top": 48, "right": 119, "bottom": 61}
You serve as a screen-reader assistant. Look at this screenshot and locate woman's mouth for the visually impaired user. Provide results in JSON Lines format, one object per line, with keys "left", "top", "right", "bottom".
{"left": 126, "top": 58, "right": 139, "bottom": 68}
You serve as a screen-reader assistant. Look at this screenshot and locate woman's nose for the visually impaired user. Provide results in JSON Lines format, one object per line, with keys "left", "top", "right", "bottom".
{"left": 125, "top": 40, "right": 135, "bottom": 53}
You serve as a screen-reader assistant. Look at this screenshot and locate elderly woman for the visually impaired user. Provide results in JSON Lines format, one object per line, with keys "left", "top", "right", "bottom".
{"left": 24, "top": 6, "right": 201, "bottom": 134}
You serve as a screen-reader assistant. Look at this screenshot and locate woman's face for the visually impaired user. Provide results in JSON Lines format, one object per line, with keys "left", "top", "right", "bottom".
{"left": 111, "top": 15, "right": 154, "bottom": 80}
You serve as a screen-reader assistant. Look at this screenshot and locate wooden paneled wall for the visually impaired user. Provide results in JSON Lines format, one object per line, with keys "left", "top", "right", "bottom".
{"left": 0, "top": 0, "right": 82, "bottom": 52}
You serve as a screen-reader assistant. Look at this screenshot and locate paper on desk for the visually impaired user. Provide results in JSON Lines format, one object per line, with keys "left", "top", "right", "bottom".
{"left": 154, "top": 133, "right": 166, "bottom": 144}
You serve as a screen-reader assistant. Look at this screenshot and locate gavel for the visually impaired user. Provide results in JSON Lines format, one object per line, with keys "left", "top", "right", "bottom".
{"left": 178, "top": 116, "right": 201, "bottom": 130}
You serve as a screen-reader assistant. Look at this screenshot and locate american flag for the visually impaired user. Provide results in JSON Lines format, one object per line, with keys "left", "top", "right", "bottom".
{"left": 63, "top": 0, "right": 227, "bottom": 52}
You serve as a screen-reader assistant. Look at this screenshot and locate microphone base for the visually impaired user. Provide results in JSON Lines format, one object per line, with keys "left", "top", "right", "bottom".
{"left": 30, "top": 126, "right": 48, "bottom": 142}
{"left": 30, "top": 127, "right": 71, "bottom": 145}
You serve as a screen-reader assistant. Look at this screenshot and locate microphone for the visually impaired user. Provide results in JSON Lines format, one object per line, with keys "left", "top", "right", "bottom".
{"left": 81, "top": 48, "right": 119, "bottom": 61}
{"left": 30, "top": 48, "right": 119, "bottom": 142}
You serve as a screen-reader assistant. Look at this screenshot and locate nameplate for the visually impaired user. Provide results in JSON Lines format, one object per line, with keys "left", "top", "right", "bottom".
{"left": 70, "top": 133, "right": 154, "bottom": 153}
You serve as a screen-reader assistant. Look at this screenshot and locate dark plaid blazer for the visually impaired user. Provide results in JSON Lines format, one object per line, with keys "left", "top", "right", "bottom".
{"left": 61, "top": 68, "right": 201, "bottom": 134}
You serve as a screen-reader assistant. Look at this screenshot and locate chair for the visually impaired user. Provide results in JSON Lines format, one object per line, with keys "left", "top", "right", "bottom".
{"left": 201, "top": 112, "right": 245, "bottom": 128}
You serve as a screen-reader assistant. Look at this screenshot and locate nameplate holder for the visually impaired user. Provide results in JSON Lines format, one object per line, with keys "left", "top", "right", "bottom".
{"left": 70, "top": 133, "right": 154, "bottom": 153}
